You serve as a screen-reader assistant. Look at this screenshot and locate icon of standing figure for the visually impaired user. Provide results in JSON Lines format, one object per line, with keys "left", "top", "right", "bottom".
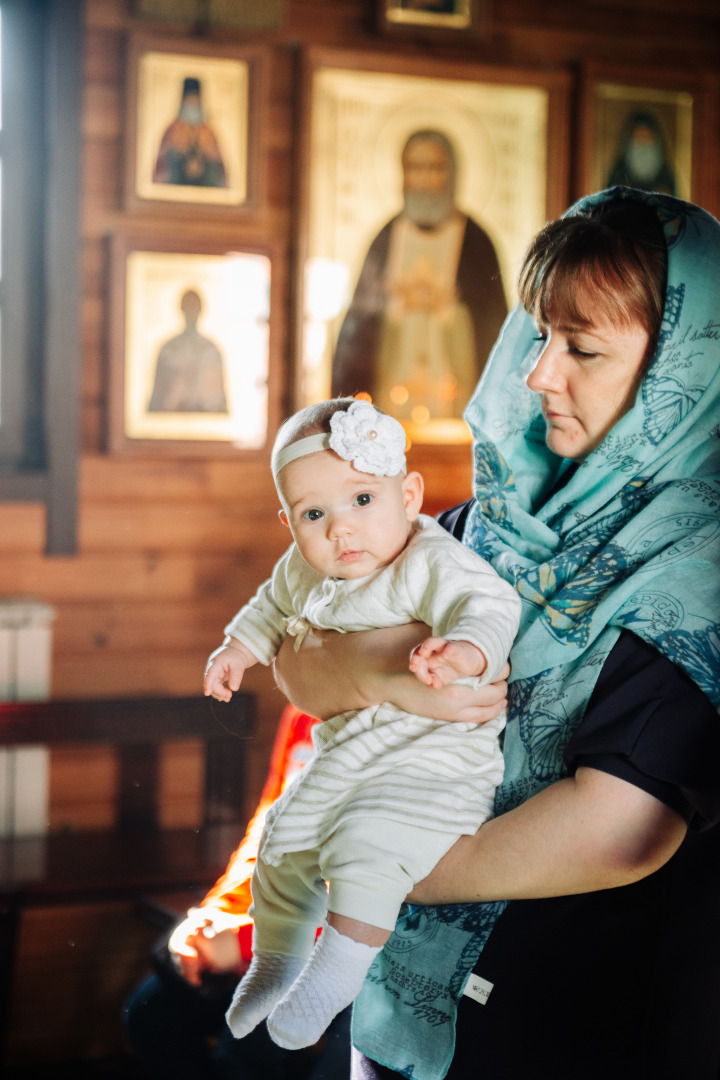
{"left": 148, "top": 289, "right": 229, "bottom": 414}
{"left": 153, "top": 76, "right": 227, "bottom": 188}
{"left": 332, "top": 129, "right": 507, "bottom": 425}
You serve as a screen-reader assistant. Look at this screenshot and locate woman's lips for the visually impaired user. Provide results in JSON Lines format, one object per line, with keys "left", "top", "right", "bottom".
{"left": 544, "top": 407, "right": 571, "bottom": 422}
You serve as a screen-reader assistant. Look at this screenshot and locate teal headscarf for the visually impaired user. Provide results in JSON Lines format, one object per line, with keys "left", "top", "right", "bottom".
{"left": 352, "top": 188, "right": 720, "bottom": 1080}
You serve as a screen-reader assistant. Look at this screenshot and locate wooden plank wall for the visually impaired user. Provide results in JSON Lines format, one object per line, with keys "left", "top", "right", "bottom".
{"left": 2, "top": 0, "right": 718, "bottom": 820}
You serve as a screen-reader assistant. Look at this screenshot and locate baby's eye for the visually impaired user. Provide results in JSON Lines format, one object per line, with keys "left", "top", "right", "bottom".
{"left": 354, "top": 492, "right": 373, "bottom": 507}
{"left": 303, "top": 508, "right": 324, "bottom": 522}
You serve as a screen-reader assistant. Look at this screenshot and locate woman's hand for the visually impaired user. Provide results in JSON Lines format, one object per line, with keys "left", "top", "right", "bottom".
{"left": 273, "top": 623, "right": 509, "bottom": 723}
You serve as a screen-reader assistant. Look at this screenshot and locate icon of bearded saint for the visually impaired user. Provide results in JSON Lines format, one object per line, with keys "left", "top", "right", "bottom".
{"left": 607, "top": 111, "right": 676, "bottom": 196}
{"left": 154, "top": 77, "right": 228, "bottom": 189}
{"left": 332, "top": 130, "right": 507, "bottom": 425}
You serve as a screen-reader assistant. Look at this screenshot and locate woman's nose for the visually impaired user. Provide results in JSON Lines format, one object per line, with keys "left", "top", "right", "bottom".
{"left": 525, "top": 338, "right": 565, "bottom": 395}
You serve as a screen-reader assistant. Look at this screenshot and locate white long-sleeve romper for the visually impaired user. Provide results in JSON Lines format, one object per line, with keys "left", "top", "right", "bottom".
{"left": 225, "top": 514, "right": 521, "bottom": 957}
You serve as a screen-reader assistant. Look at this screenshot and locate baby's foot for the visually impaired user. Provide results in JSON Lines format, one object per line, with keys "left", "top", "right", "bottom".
{"left": 225, "top": 951, "right": 305, "bottom": 1039}
{"left": 267, "top": 923, "right": 381, "bottom": 1049}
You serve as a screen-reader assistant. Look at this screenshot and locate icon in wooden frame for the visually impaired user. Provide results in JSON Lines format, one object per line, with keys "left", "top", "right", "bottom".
{"left": 576, "top": 64, "right": 716, "bottom": 205}
{"left": 124, "top": 37, "right": 266, "bottom": 216}
{"left": 296, "top": 50, "right": 570, "bottom": 446}
{"left": 378, "top": 0, "right": 487, "bottom": 39}
{"left": 108, "top": 235, "right": 277, "bottom": 455}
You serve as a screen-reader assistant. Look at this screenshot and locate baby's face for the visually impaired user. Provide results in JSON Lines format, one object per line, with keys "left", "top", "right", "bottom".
{"left": 277, "top": 451, "right": 423, "bottom": 579}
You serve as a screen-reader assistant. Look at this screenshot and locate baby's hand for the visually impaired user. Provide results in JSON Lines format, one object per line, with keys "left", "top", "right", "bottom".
{"left": 203, "top": 641, "right": 256, "bottom": 702}
{"left": 409, "top": 637, "right": 487, "bottom": 689}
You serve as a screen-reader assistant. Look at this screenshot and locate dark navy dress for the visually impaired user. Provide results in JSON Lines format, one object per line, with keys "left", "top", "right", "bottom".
{"left": 354, "top": 503, "right": 720, "bottom": 1080}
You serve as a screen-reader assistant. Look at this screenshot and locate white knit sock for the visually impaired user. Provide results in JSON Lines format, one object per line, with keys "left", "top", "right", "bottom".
{"left": 267, "top": 923, "right": 381, "bottom": 1049}
{"left": 225, "top": 951, "right": 306, "bottom": 1039}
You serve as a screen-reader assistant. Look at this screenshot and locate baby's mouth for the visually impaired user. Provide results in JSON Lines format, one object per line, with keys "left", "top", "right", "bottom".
{"left": 338, "top": 549, "right": 364, "bottom": 562}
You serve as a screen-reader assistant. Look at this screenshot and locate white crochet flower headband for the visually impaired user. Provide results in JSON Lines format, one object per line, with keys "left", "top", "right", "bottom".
{"left": 272, "top": 401, "right": 407, "bottom": 479}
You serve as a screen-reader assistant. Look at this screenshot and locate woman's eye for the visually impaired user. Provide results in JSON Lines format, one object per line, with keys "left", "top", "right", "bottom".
{"left": 571, "top": 347, "right": 598, "bottom": 360}
{"left": 354, "top": 492, "right": 373, "bottom": 507}
{"left": 303, "top": 508, "right": 323, "bottom": 522}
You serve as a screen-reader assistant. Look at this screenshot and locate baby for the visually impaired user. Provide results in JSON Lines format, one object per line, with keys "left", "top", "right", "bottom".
{"left": 204, "top": 397, "right": 520, "bottom": 1051}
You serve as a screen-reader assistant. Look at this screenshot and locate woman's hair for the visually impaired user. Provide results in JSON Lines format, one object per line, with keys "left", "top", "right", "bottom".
{"left": 518, "top": 198, "right": 668, "bottom": 344}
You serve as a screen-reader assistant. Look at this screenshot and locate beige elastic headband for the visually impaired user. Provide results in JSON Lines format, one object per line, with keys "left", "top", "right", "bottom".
{"left": 272, "top": 433, "right": 330, "bottom": 479}
{"left": 272, "top": 401, "right": 408, "bottom": 482}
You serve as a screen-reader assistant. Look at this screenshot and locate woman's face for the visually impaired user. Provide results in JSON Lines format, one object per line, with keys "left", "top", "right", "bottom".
{"left": 525, "top": 313, "right": 653, "bottom": 460}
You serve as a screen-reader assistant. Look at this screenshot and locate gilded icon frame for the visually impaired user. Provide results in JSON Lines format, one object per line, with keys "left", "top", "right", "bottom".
{"left": 377, "top": 0, "right": 487, "bottom": 39}
{"left": 124, "top": 36, "right": 266, "bottom": 217}
{"left": 296, "top": 49, "right": 570, "bottom": 448}
{"left": 108, "top": 233, "right": 278, "bottom": 456}
{"left": 576, "top": 64, "right": 716, "bottom": 205}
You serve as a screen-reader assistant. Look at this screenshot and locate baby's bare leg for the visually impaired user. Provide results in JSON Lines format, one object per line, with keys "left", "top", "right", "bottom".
{"left": 328, "top": 912, "right": 391, "bottom": 946}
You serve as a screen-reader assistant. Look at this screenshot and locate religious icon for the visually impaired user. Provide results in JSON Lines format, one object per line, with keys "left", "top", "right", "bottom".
{"left": 380, "top": 0, "right": 480, "bottom": 34}
{"left": 129, "top": 42, "right": 254, "bottom": 209}
{"left": 587, "top": 79, "right": 693, "bottom": 203}
{"left": 606, "top": 110, "right": 676, "bottom": 195}
{"left": 300, "top": 57, "right": 562, "bottom": 444}
{"left": 148, "top": 288, "right": 229, "bottom": 413}
{"left": 109, "top": 240, "right": 275, "bottom": 454}
{"left": 153, "top": 76, "right": 228, "bottom": 189}
{"left": 332, "top": 129, "right": 507, "bottom": 425}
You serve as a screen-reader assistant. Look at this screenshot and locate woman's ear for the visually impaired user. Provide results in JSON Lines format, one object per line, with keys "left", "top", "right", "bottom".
{"left": 402, "top": 471, "right": 424, "bottom": 521}
{"left": 278, "top": 508, "right": 290, "bottom": 527}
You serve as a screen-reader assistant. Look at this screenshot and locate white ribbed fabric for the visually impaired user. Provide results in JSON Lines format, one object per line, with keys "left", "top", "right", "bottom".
{"left": 260, "top": 702, "right": 506, "bottom": 867}
{"left": 223, "top": 514, "right": 519, "bottom": 868}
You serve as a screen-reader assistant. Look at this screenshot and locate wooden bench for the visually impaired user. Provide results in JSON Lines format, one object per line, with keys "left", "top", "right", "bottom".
{"left": 0, "top": 693, "right": 255, "bottom": 1067}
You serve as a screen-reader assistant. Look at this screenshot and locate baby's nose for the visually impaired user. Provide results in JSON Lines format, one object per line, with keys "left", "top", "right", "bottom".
{"left": 327, "top": 512, "right": 352, "bottom": 538}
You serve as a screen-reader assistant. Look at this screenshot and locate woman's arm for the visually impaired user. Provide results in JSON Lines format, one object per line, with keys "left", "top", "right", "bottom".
{"left": 409, "top": 766, "right": 687, "bottom": 903}
{"left": 273, "top": 623, "right": 509, "bottom": 724}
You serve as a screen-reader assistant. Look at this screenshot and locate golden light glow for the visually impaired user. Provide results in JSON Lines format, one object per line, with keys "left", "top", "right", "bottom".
{"left": 438, "top": 376, "right": 458, "bottom": 401}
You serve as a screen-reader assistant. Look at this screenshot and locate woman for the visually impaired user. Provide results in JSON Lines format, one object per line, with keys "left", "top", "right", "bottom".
{"left": 276, "top": 187, "right": 720, "bottom": 1078}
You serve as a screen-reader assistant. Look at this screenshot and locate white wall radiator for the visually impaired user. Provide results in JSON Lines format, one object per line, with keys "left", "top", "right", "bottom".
{"left": 0, "top": 598, "right": 55, "bottom": 837}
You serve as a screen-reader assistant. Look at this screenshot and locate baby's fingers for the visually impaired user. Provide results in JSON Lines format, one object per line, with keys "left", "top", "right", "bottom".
{"left": 410, "top": 652, "right": 447, "bottom": 689}
{"left": 412, "top": 663, "right": 435, "bottom": 687}
{"left": 412, "top": 636, "right": 448, "bottom": 661}
{"left": 204, "top": 665, "right": 231, "bottom": 701}
{"left": 409, "top": 650, "right": 432, "bottom": 685}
